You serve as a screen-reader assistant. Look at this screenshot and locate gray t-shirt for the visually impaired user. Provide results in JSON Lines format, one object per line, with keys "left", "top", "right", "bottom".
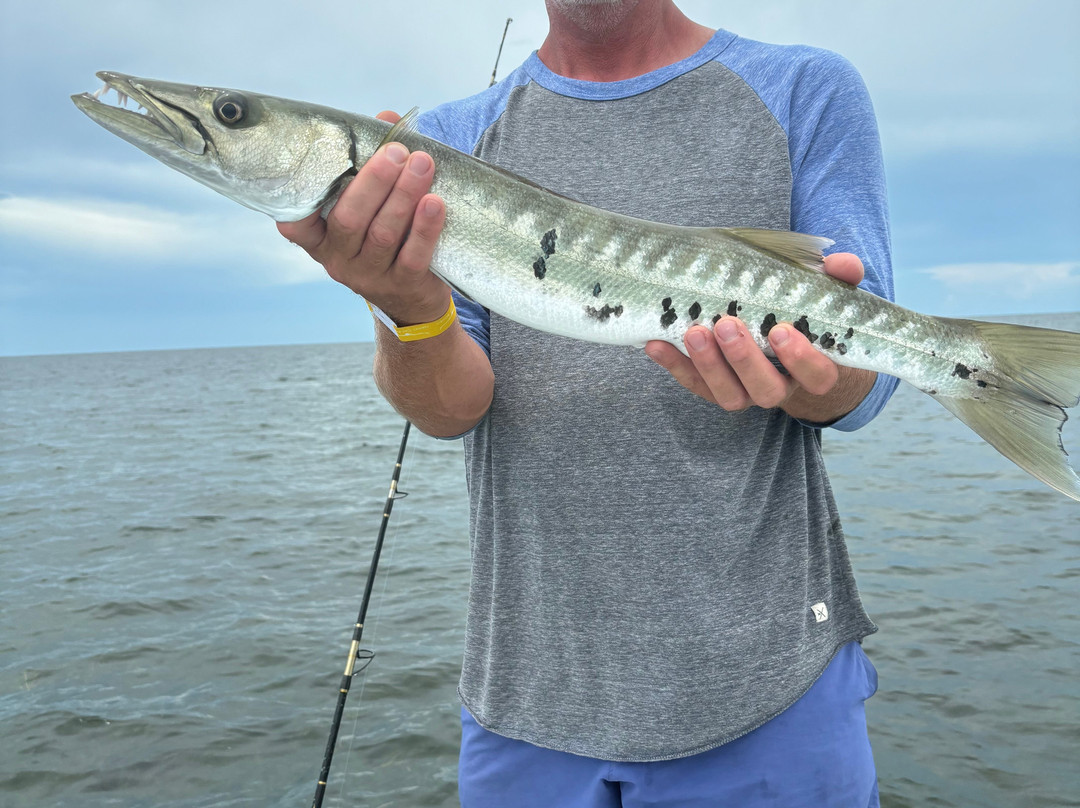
{"left": 418, "top": 30, "right": 895, "bottom": 761}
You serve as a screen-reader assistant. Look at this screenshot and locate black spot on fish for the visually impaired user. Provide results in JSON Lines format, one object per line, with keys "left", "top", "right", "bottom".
{"left": 977, "top": 379, "right": 988, "bottom": 388}
{"left": 952, "top": 363, "right": 972, "bottom": 380}
{"left": 793, "top": 315, "right": 819, "bottom": 344}
{"left": 930, "top": 350, "right": 937, "bottom": 357}
{"left": 929, "top": 389, "right": 938, "bottom": 396}
{"left": 660, "top": 308, "right": 678, "bottom": 328}
{"left": 727, "top": 300, "right": 739, "bottom": 317}
{"left": 712, "top": 314, "right": 722, "bottom": 325}
{"left": 585, "top": 303, "right": 624, "bottom": 322}
{"left": 688, "top": 302, "right": 702, "bottom": 320}
{"left": 540, "top": 229, "right": 557, "bottom": 257}
{"left": 819, "top": 332, "right": 836, "bottom": 349}
{"left": 662, "top": 297, "right": 672, "bottom": 311}
{"left": 760, "top": 313, "right": 777, "bottom": 337}
{"left": 837, "top": 343, "right": 848, "bottom": 355}
{"left": 844, "top": 327, "right": 854, "bottom": 339}
{"left": 533, "top": 256, "right": 547, "bottom": 279}
{"left": 592, "top": 283, "right": 601, "bottom": 297}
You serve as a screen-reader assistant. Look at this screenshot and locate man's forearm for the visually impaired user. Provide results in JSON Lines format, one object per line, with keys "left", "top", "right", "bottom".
{"left": 781, "top": 366, "right": 877, "bottom": 425}
{"left": 372, "top": 320, "right": 494, "bottom": 438}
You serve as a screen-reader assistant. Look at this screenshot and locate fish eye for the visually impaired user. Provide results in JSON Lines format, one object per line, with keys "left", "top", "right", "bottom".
{"left": 213, "top": 93, "right": 247, "bottom": 126}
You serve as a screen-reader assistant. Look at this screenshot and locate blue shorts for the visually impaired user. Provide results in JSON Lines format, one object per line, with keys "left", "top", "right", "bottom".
{"left": 459, "top": 641, "right": 879, "bottom": 808}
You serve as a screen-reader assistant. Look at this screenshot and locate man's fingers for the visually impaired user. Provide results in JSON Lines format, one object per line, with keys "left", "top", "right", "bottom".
{"left": 395, "top": 194, "right": 446, "bottom": 276}
{"left": 358, "top": 150, "right": 437, "bottom": 275}
{"left": 644, "top": 340, "right": 718, "bottom": 405}
{"left": 768, "top": 324, "right": 839, "bottom": 396}
{"left": 822, "top": 252, "right": 864, "bottom": 285}
{"left": 324, "top": 142, "right": 410, "bottom": 260}
{"left": 648, "top": 318, "right": 799, "bottom": 412}
{"left": 651, "top": 313, "right": 848, "bottom": 412}
{"left": 682, "top": 325, "right": 750, "bottom": 410}
{"left": 277, "top": 210, "right": 326, "bottom": 254}
{"left": 712, "top": 318, "right": 795, "bottom": 409}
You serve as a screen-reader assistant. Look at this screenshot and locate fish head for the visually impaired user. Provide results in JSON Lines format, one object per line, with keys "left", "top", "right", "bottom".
{"left": 72, "top": 72, "right": 359, "bottom": 221}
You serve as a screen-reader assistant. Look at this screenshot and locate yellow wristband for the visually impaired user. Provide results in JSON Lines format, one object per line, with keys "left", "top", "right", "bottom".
{"left": 367, "top": 298, "right": 457, "bottom": 342}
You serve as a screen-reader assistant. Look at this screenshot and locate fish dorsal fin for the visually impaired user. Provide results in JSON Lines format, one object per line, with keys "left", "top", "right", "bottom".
{"left": 378, "top": 106, "right": 421, "bottom": 148}
{"left": 721, "top": 228, "right": 834, "bottom": 273}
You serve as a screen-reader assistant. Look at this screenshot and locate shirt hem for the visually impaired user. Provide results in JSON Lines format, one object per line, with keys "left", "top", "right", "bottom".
{"left": 457, "top": 626, "right": 877, "bottom": 763}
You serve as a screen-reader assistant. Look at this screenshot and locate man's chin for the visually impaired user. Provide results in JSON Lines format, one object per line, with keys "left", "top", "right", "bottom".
{"left": 548, "top": 0, "right": 642, "bottom": 36}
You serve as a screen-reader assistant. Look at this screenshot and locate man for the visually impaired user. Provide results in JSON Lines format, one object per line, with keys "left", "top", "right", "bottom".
{"left": 281, "top": 1, "right": 898, "bottom": 805}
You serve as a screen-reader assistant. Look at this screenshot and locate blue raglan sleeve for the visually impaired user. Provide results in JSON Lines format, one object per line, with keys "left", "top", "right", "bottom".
{"left": 784, "top": 50, "right": 900, "bottom": 431}
{"left": 727, "top": 43, "right": 899, "bottom": 430}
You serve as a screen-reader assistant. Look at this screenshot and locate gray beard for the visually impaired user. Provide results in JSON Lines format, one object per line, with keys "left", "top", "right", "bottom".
{"left": 547, "top": 0, "right": 642, "bottom": 36}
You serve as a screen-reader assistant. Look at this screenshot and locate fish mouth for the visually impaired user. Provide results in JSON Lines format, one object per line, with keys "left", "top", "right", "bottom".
{"left": 71, "top": 71, "right": 208, "bottom": 156}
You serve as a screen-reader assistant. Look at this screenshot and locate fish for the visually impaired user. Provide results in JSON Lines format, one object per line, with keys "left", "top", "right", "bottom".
{"left": 72, "top": 72, "right": 1080, "bottom": 501}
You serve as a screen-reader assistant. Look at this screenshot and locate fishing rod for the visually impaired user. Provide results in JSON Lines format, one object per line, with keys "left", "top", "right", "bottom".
{"left": 490, "top": 18, "right": 513, "bottom": 87}
{"left": 311, "top": 420, "right": 411, "bottom": 808}
{"left": 310, "top": 19, "right": 513, "bottom": 806}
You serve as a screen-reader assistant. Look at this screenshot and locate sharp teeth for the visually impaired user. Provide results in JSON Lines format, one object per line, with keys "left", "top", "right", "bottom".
{"left": 87, "top": 81, "right": 146, "bottom": 114}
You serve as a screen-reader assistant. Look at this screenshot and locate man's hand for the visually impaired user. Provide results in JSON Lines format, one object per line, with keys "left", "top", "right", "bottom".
{"left": 278, "top": 111, "right": 492, "bottom": 438}
{"left": 277, "top": 111, "right": 449, "bottom": 327}
{"left": 645, "top": 253, "right": 876, "bottom": 423}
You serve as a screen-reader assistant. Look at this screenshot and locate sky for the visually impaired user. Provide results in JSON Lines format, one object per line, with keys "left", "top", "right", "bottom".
{"left": 1, "top": 0, "right": 1078, "bottom": 356}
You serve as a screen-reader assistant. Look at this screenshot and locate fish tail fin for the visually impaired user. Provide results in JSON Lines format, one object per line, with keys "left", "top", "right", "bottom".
{"left": 935, "top": 319, "right": 1080, "bottom": 501}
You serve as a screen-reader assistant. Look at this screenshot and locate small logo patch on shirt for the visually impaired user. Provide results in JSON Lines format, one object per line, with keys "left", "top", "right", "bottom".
{"left": 811, "top": 602, "right": 829, "bottom": 623}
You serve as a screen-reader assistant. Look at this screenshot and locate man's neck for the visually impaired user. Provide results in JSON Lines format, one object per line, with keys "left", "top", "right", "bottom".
{"left": 537, "top": 1, "right": 715, "bottom": 82}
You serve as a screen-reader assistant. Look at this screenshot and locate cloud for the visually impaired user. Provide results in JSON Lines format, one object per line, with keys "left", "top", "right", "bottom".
{"left": 0, "top": 195, "right": 322, "bottom": 286}
{"left": 1, "top": 196, "right": 188, "bottom": 255}
{"left": 920, "top": 262, "right": 1080, "bottom": 300}
{"left": 1, "top": 153, "right": 218, "bottom": 204}
{"left": 679, "top": 0, "right": 1080, "bottom": 156}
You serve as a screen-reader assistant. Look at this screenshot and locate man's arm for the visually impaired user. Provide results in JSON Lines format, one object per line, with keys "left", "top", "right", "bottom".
{"left": 278, "top": 113, "right": 493, "bottom": 438}
{"left": 371, "top": 313, "right": 493, "bottom": 438}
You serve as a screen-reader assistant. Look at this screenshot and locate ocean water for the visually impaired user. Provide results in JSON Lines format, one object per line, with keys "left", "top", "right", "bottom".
{"left": 2, "top": 313, "right": 1077, "bottom": 808}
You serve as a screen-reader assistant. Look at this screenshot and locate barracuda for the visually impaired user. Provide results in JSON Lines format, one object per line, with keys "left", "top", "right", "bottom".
{"left": 72, "top": 72, "right": 1080, "bottom": 501}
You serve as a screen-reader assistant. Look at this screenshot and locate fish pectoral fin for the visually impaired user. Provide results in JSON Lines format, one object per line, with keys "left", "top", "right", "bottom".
{"left": 378, "top": 106, "right": 421, "bottom": 149}
{"left": 720, "top": 228, "right": 835, "bottom": 274}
